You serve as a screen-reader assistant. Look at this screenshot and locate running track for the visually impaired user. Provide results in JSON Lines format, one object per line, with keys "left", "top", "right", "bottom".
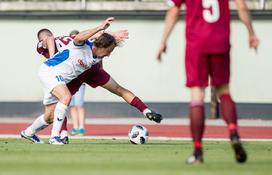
{"left": 0, "top": 119, "right": 271, "bottom": 140}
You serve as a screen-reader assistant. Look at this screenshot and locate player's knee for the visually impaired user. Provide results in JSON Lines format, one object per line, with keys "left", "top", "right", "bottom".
{"left": 215, "top": 85, "right": 230, "bottom": 97}
{"left": 47, "top": 117, "right": 53, "bottom": 124}
{"left": 60, "top": 93, "right": 71, "bottom": 105}
{"left": 44, "top": 113, "right": 53, "bottom": 124}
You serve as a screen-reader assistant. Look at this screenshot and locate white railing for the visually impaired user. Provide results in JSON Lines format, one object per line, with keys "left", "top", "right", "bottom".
{"left": 0, "top": 0, "right": 269, "bottom": 10}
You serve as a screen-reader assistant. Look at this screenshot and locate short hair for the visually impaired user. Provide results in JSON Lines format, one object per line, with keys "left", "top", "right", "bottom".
{"left": 37, "top": 28, "right": 53, "bottom": 40}
{"left": 94, "top": 33, "right": 117, "bottom": 48}
{"left": 69, "top": 30, "right": 79, "bottom": 37}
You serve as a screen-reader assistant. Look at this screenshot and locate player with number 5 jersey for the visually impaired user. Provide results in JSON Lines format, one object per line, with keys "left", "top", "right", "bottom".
{"left": 174, "top": 0, "right": 231, "bottom": 53}
{"left": 157, "top": 0, "right": 259, "bottom": 164}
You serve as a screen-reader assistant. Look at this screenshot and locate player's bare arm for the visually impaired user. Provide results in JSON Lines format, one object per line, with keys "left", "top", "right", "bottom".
{"left": 156, "top": 6, "right": 179, "bottom": 62}
{"left": 74, "top": 17, "right": 115, "bottom": 45}
{"left": 235, "top": 0, "right": 259, "bottom": 50}
{"left": 45, "top": 35, "right": 56, "bottom": 58}
{"left": 89, "top": 29, "right": 129, "bottom": 43}
{"left": 110, "top": 30, "right": 129, "bottom": 42}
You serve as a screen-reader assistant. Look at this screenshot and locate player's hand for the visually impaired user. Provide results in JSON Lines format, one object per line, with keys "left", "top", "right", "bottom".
{"left": 99, "top": 17, "right": 115, "bottom": 31}
{"left": 249, "top": 34, "right": 259, "bottom": 52}
{"left": 112, "top": 30, "right": 129, "bottom": 42}
{"left": 156, "top": 43, "right": 167, "bottom": 62}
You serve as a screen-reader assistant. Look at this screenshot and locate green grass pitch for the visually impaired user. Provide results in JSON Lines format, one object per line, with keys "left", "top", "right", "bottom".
{"left": 0, "top": 139, "right": 271, "bottom": 175}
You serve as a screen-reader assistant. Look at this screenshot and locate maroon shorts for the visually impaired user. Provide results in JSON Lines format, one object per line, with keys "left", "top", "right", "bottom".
{"left": 67, "top": 63, "right": 110, "bottom": 95}
{"left": 185, "top": 47, "right": 230, "bottom": 87}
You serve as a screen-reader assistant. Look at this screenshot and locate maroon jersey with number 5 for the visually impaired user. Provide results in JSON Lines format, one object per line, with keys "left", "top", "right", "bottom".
{"left": 170, "top": 0, "right": 230, "bottom": 53}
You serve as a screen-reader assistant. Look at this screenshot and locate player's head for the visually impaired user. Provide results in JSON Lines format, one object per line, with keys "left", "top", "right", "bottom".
{"left": 92, "top": 33, "right": 117, "bottom": 59}
{"left": 69, "top": 30, "right": 79, "bottom": 37}
{"left": 37, "top": 28, "right": 53, "bottom": 41}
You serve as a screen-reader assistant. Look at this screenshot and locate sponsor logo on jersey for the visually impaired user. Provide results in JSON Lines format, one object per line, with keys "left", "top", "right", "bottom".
{"left": 77, "top": 59, "right": 89, "bottom": 69}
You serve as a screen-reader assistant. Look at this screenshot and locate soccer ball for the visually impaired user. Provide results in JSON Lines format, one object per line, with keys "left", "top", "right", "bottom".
{"left": 128, "top": 125, "right": 149, "bottom": 144}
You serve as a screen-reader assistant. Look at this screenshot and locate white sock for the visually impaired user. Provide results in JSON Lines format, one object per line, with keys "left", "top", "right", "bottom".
{"left": 51, "top": 102, "right": 68, "bottom": 138}
{"left": 24, "top": 114, "right": 49, "bottom": 136}
{"left": 60, "top": 130, "right": 68, "bottom": 139}
{"left": 143, "top": 108, "right": 151, "bottom": 116}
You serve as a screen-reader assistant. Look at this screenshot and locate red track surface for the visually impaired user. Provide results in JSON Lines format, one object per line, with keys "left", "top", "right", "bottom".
{"left": 0, "top": 122, "right": 272, "bottom": 139}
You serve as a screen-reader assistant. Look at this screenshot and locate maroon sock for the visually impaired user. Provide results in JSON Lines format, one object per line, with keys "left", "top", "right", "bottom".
{"left": 219, "top": 94, "right": 238, "bottom": 136}
{"left": 60, "top": 117, "right": 68, "bottom": 133}
{"left": 189, "top": 102, "right": 205, "bottom": 153}
{"left": 130, "top": 96, "right": 148, "bottom": 112}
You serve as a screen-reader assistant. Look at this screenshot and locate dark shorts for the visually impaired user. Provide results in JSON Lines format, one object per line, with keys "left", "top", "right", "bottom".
{"left": 185, "top": 47, "right": 230, "bottom": 87}
{"left": 67, "top": 63, "right": 110, "bottom": 95}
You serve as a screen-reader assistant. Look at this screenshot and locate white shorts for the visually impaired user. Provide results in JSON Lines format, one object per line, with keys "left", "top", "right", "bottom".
{"left": 70, "top": 84, "right": 85, "bottom": 107}
{"left": 38, "top": 64, "right": 66, "bottom": 105}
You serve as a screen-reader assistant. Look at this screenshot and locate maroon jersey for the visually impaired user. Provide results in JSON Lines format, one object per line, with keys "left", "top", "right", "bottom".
{"left": 171, "top": 0, "right": 230, "bottom": 53}
{"left": 36, "top": 36, "right": 75, "bottom": 59}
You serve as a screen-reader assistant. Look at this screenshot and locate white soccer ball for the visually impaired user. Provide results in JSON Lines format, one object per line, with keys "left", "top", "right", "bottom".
{"left": 128, "top": 125, "right": 149, "bottom": 144}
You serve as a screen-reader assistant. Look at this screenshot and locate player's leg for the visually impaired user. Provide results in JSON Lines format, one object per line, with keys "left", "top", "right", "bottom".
{"left": 75, "top": 84, "right": 86, "bottom": 136}
{"left": 49, "top": 84, "right": 71, "bottom": 144}
{"left": 69, "top": 93, "right": 80, "bottom": 136}
{"left": 80, "top": 64, "right": 162, "bottom": 123}
{"left": 216, "top": 85, "right": 247, "bottom": 163}
{"left": 186, "top": 87, "right": 205, "bottom": 164}
{"left": 69, "top": 105, "right": 80, "bottom": 136}
{"left": 21, "top": 104, "right": 55, "bottom": 144}
{"left": 77, "top": 106, "right": 85, "bottom": 135}
{"left": 185, "top": 49, "right": 208, "bottom": 164}
{"left": 211, "top": 52, "right": 247, "bottom": 163}
{"left": 216, "top": 85, "right": 238, "bottom": 134}
{"left": 38, "top": 64, "right": 71, "bottom": 144}
{"left": 101, "top": 77, "right": 163, "bottom": 123}
{"left": 60, "top": 117, "right": 69, "bottom": 144}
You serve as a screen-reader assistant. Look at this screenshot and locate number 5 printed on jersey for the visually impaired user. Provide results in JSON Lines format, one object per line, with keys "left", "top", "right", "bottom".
{"left": 202, "top": 0, "right": 220, "bottom": 23}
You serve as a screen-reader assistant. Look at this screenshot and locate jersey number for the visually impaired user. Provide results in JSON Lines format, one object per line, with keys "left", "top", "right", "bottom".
{"left": 202, "top": 0, "right": 220, "bottom": 23}
{"left": 56, "top": 75, "right": 64, "bottom": 82}
{"left": 55, "top": 36, "right": 73, "bottom": 48}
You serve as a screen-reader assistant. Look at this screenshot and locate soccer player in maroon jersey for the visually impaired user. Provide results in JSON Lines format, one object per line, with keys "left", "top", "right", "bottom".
{"left": 157, "top": 0, "right": 259, "bottom": 164}
{"left": 21, "top": 24, "right": 163, "bottom": 145}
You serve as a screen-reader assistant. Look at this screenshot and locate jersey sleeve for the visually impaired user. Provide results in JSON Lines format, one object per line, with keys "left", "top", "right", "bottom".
{"left": 85, "top": 39, "right": 94, "bottom": 47}
{"left": 167, "top": 0, "right": 184, "bottom": 8}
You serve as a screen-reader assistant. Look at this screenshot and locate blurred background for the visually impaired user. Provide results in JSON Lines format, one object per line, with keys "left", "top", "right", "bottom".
{"left": 0, "top": 0, "right": 271, "bottom": 119}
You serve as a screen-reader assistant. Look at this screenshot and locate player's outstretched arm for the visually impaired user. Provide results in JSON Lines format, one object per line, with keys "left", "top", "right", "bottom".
{"left": 156, "top": 6, "right": 179, "bottom": 62}
{"left": 109, "top": 30, "right": 129, "bottom": 43}
{"left": 74, "top": 17, "right": 115, "bottom": 45}
{"left": 89, "top": 29, "right": 129, "bottom": 43}
{"left": 235, "top": 0, "right": 259, "bottom": 50}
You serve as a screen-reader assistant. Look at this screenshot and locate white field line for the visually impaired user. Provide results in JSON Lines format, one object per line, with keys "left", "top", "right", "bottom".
{"left": 1, "top": 118, "right": 272, "bottom": 127}
{"left": 2, "top": 134, "right": 272, "bottom": 142}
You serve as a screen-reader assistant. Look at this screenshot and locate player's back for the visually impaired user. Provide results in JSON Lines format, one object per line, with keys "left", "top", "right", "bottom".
{"left": 54, "top": 36, "right": 76, "bottom": 52}
{"left": 184, "top": 0, "right": 230, "bottom": 53}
